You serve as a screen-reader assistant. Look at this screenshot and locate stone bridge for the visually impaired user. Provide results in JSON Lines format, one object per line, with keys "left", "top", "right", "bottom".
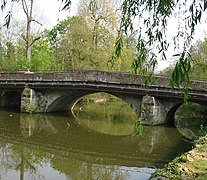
{"left": 0, "top": 70, "right": 206, "bottom": 125}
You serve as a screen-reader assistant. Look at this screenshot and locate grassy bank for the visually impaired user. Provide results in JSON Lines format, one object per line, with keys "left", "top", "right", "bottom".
{"left": 150, "top": 136, "right": 207, "bottom": 179}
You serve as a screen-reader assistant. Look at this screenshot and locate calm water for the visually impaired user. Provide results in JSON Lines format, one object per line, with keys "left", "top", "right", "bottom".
{"left": 0, "top": 109, "right": 192, "bottom": 180}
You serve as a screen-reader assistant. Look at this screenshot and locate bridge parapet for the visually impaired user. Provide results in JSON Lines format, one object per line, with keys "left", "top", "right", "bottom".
{"left": 0, "top": 70, "right": 206, "bottom": 91}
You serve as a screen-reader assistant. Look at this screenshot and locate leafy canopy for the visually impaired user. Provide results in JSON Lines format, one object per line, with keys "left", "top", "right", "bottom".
{"left": 1, "top": 0, "right": 207, "bottom": 92}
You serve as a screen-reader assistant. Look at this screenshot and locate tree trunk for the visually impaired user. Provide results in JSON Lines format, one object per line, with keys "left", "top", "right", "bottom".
{"left": 22, "top": 0, "right": 41, "bottom": 63}
{"left": 26, "top": 16, "right": 32, "bottom": 61}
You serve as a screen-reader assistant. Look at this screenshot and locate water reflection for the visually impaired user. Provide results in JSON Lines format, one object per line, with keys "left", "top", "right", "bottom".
{"left": 74, "top": 111, "right": 136, "bottom": 136}
{"left": 0, "top": 111, "right": 191, "bottom": 180}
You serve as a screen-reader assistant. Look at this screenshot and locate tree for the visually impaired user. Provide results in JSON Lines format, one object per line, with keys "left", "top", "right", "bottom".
{"left": 189, "top": 38, "right": 207, "bottom": 81}
{"left": 31, "top": 36, "right": 56, "bottom": 72}
{"left": 1, "top": 0, "right": 68, "bottom": 64}
{"left": 1, "top": 0, "right": 71, "bottom": 23}
{"left": 52, "top": 16, "right": 111, "bottom": 71}
{"left": 160, "top": 37, "right": 207, "bottom": 81}
{"left": 78, "top": 0, "right": 120, "bottom": 50}
{"left": 0, "top": 19, "right": 25, "bottom": 71}
{"left": 20, "top": 0, "right": 42, "bottom": 61}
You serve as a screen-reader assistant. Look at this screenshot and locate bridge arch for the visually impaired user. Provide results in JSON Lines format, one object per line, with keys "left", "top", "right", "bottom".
{"left": 0, "top": 91, "right": 21, "bottom": 110}
{"left": 43, "top": 91, "right": 143, "bottom": 120}
{"left": 141, "top": 96, "right": 207, "bottom": 126}
{"left": 21, "top": 88, "right": 187, "bottom": 125}
{"left": 69, "top": 92, "right": 139, "bottom": 136}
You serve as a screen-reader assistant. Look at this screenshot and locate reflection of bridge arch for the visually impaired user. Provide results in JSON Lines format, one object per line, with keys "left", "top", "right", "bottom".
{"left": 0, "top": 112, "right": 192, "bottom": 170}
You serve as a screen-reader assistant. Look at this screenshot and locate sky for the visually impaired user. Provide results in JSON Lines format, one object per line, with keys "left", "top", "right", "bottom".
{"left": 0, "top": 0, "right": 79, "bottom": 29}
{"left": 35, "top": 0, "right": 79, "bottom": 28}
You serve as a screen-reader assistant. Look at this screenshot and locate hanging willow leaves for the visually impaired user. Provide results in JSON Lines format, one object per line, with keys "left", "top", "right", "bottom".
{"left": 59, "top": 0, "right": 71, "bottom": 10}
{"left": 113, "top": 0, "right": 207, "bottom": 102}
{"left": 4, "top": 13, "right": 11, "bottom": 29}
{"left": 108, "top": 31, "right": 124, "bottom": 67}
{"left": 170, "top": 51, "right": 193, "bottom": 103}
{"left": 134, "top": 118, "right": 143, "bottom": 137}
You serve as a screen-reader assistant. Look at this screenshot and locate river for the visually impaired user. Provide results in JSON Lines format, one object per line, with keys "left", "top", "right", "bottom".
{"left": 0, "top": 98, "right": 192, "bottom": 180}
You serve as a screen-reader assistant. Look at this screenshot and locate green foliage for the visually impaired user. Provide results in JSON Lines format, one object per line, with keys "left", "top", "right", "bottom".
{"left": 151, "top": 137, "right": 207, "bottom": 179}
{"left": 118, "top": 0, "right": 175, "bottom": 72}
{"left": 73, "top": 93, "right": 137, "bottom": 136}
{"left": 75, "top": 92, "right": 136, "bottom": 119}
{"left": 15, "top": 58, "right": 31, "bottom": 71}
{"left": 161, "top": 37, "right": 207, "bottom": 83}
{"left": 175, "top": 102, "right": 207, "bottom": 140}
{"left": 52, "top": 13, "right": 135, "bottom": 72}
{"left": 25, "top": 104, "right": 36, "bottom": 114}
{"left": 150, "top": 153, "right": 187, "bottom": 179}
{"left": 31, "top": 38, "right": 56, "bottom": 72}
{"left": 0, "top": 0, "right": 137, "bottom": 73}
{"left": 176, "top": 102, "right": 206, "bottom": 117}
{"left": 134, "top": 118, "right": 143, "bottom": 137}
{"left": 189, "top": 38, "right": 207, "bottom": 81}
{"left": 197, "top": 125, "right": 207, "bottom": 139}
{"left": 170, "top": 51, "right": 194, "bottom": 103}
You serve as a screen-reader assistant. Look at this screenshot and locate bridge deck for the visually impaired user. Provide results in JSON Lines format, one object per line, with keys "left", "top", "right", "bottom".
{"left": 0, "top": 71, "right": 206, "bottom": 103}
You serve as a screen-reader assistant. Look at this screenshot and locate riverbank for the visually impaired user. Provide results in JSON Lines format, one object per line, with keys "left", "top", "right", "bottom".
{"left": 150, "top": 136, "right": 207, "bottom": 179}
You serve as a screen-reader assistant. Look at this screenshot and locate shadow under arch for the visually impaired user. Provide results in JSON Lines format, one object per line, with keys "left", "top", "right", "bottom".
{"left": 166, "top": 103, "right": 183, "bottom": 126}
{"left": 46, "top": 91, "right": 89, "bottom": 112}
{"left": 0, "top": 91, "right": 21, "bottom": 110}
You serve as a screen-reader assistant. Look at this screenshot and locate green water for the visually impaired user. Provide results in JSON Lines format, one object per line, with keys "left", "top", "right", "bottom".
{"left": 0, "top": 104, "right": 192, "bottom": 180}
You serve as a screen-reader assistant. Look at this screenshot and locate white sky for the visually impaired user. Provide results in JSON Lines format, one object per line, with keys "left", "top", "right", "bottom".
{"left": 35, "top": 0, "right": 79, "bottom": 28}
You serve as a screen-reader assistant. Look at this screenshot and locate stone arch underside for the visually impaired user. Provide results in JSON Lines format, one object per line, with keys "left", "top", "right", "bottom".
{"left": 0, "top": 90, "right": 21, "bottom": 109}
{"left": 47, "top": 93, "right": 207, "bottom": 126}
{"left": 44, "top": 90, "right": 143, "bottom": 119}
{"left": 166, "top": 103, "right": 183, "bottom": 125}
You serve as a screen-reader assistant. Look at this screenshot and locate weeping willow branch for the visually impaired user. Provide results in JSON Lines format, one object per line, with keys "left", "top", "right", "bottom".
{"left": 113, "top": 0, "right": 207, "bottom": 101}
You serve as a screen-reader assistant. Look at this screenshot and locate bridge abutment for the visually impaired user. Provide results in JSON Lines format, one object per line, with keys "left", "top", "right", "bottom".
{"left": 141, "top": 95, "right": 181, "bottom": 125}
{"left": 20, "top": 87, "right": 88, "bottom": 113}
{"left": 21, "top": 87, "right": 38, "bottom": 113}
